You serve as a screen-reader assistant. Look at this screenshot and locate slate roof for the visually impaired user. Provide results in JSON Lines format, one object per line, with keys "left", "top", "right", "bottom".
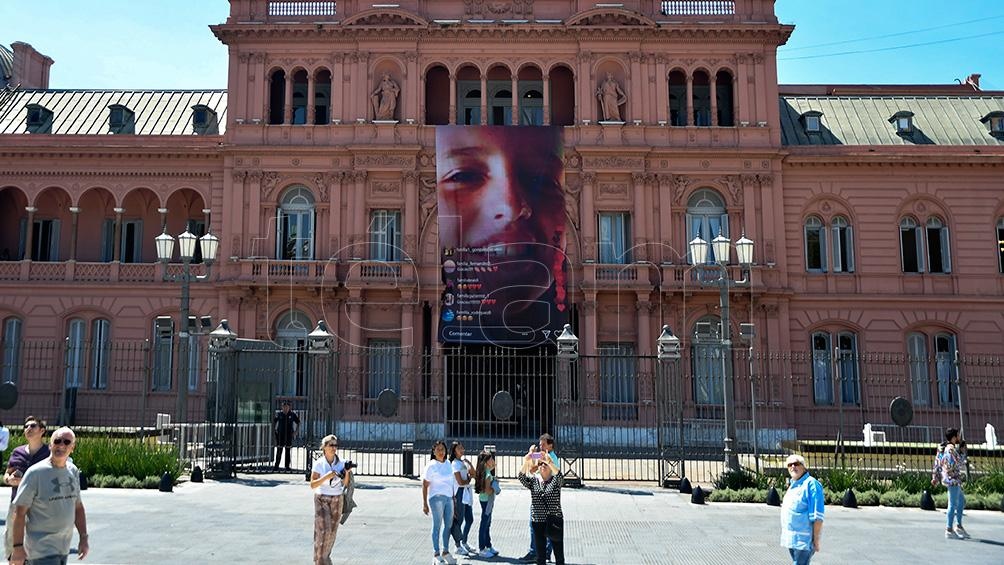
{"left": 780, "top": 95, "right": 1004, "bottom": 146}
{"left": 0, "top": 89, "right": 227, "bottom": 135}
{"left": 0, "top": 44, "right": 12, "bottom": 88}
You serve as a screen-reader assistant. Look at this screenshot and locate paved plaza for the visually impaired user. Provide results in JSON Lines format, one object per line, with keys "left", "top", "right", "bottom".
{"left": 3, "top": 474, "right": 1002, "bottom": 564}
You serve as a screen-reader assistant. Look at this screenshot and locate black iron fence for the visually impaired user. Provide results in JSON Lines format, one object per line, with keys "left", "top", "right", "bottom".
{"left": 3, "top": 337, "right": 1002, "bottom": 485}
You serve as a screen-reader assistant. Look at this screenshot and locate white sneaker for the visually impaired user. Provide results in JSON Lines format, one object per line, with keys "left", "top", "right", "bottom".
{"left": 455, "top": 546, "right": 470, "bottom": 557}
{"left": 442, "top": 552, "right": 458, "bottom": 565}
{"left": 479, "top": 548, "right": 495, "bottom": 558}
{"left": 462, "top": 542, "right": 477, "bottom": 555}
{"left": 489, "top": 548, "right": 500, "bottom": 557}
{"left": 954, "top": 525, "right": 971, "bottom": 539}
{"left": 945, "top": 528, "right": 962, "bottom": 539}
{"left": 433, "top": 555, "right": 446, "bottom": 565}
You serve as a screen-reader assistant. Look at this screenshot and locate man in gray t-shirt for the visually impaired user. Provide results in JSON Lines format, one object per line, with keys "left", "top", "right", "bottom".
{"left": 10, "top": 427, "right": 89, "bottom": 565}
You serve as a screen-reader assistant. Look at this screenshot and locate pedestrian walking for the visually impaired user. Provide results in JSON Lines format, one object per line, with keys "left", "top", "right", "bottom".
{"left": 780, "top": 454, "right": 824, "bottom": 565}
{"left": 423, "top": 440, "right": 458, "bottom": 565}
{"left": 518, "top": 443, "right": 565, "bottom": 565}
{"left": 474, "top": 450, "right": 500, "bottom": 558}
{"left": 520, "top": 433, "right": 559, "bottom": 563}
{"left": 3, "top": 416, "right": 50, "bottom": 559}
{"left": 9, "top": 426, "right": 89, "bottom": 565}
{"left": 449, "top": 441, "right": 477, "bottom": 557}
{"left": 932, "top": 427, "right": 970, "bottom": 539}
{"left": 274, "top": 400, "right": 300, "bottom": 470}
{"left": 309, "top": 434, "right": 352, "bottom": 565}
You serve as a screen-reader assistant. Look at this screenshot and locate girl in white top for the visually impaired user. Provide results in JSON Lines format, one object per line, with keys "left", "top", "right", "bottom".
{"left": 309, "top": 434, "right": 351, "bottom": 565}
{"left": 448, "top": 441, "right": 477, "bottom": 556}
{"left": 422, "top": 440, "right": 458, "bottom": 565}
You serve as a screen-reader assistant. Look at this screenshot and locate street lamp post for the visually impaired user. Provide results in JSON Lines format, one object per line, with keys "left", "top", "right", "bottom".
{"left": 689, "top": 231, "right": 754, "bottom": 473}
{"left": 156, "top": 227, "right": 219, "bottom": 423}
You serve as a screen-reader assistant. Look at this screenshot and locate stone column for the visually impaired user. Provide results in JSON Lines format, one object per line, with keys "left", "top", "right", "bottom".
{"left": 346, "top": 298, "right": 363, "bottom": 417}
{"left": 330, "top": 172, "right": 345, "bottom": 260}
{"left": 68, "top": 207, "right": 80, "bottom": 261}
{"left": 480, "top": 73, "right": 488, "bottom": 125}
{"left": 332, "top": 53, "right": 345, "bottom": 124}
{"left": 655, "top": 55, "right": 669, "bottom": 124}
{"left": 542, "top": 75, "right": 551, "bottom": 125}
{"left": 352, "top": 171, "right": 367, "bottom": 259}
{"left": 580, "top": 173, "right": 596, "bottom": 261}
{"left": 685, "top": 75, "right": 693, "bottom": 126}
{"left": 636, "top": 297, "right": 652, "bottom": 355}
{"left": 306, "top": 73, "right": 316, "bottom": 124}
{"left": 157, "top": 207, "right": 168, "bottom": 233}
{"left": 283, "top": 73, "right": 293, "bottom": 124}
{"left": 710, "top": 75, "right": 719, "bottom": 127}
{"left": 22, "top": 207, "right": 36, "bottom": 261}
{"left": 631, "top": 173, "right": 648, "bottom": 261}
{"left": 448, "top": 72, "right": 457, "bottom": 125}
{"left": 402, "top": 171, "right": 418, "bottom": 260}
{"left": 112, "top": 207, "right": 124, "bottom": 262}
{"left": 511, "top": 74, "right": 519, "bottom": 125}
{"left": 247, "top": 171, "right": 263, "bottom": 245}
{"left": 629, "top": 52, "right": 643, "bottom": 122}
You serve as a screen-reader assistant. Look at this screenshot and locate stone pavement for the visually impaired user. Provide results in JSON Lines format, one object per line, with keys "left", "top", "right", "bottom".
{"left": 4, "top": 474, "right": 1002, "bottom": 564}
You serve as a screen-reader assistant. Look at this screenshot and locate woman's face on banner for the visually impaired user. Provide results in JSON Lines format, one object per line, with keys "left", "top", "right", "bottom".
{"left": 436, "top": 126, "right": 566, "bottom": 309}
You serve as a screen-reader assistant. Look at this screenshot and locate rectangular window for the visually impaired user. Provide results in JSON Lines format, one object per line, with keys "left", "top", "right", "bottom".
{"left": 1, "top": 318, "right": 23, "bottom": 384}
{"left": 121, "top": 220, "right": 143, "bottom": 263}
{"left": 279, "top": 338, "right": 308, "bottom": 396}
{"left": 598, "top": 212, "right": 631, "bottom": 264}
{"left": 804, "top": 224, "right": 825, "bottom": 271}
{"left": 900, "top": 225, "right": 921, "bottom": 273}
{"left": 369, "top": 210, "right": 401, "bottom": 261}
{"left": 832, "top": 224, "right": 854, "bottom": 273}
{"left": 836, "top": 333, "right": 859, "bottom": 404}
{"left": 691, "top": 340, "right": 724, "bottom": 406}
{"left": 152, "top": 317, "right": 174, "bottom": 391}
{"left": 811, "top": 333, "right": 833, "bottom": 405}
{"left": 927, "top": 225, "right": 945, "bottom": 273}
{"left": 64, "top": 320, "right": 86, "bottom": 388}
{"left": 365, "top": 340, "right": 402, "bottom": 400}
{"left": 31, "top": 219, "right": 60, "bottom": 261}
{"left": 935, "top": 334, "right": 958, "bottom": 406}
{"left": 90, "top": 319, "right": 110, "bottom": 390}
{"left": 907, "top": 333, "right": 930, "bottom": 407}
{"left": 598, "top": 343, "right": 637, "bottom": 420}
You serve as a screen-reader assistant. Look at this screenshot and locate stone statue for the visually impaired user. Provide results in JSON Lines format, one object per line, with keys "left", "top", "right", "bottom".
{"left": 596, "top": 72, "right": 627, "bottom": 122}
{"left": 370, "top": 73, "right": 400, "bottom": 121}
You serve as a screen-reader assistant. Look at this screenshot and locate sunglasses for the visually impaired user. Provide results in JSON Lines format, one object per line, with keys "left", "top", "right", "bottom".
{"left": 325, "top": 443, "right": 338, "bottom": 448}
{"left": 24, "top": 423, "right": 40, "bottom": 429}
{"left": 52, "top": 438, "right": 73, "bottom": 446}
{"left": 787, "top": 462, "right": 802, "bottom": 468}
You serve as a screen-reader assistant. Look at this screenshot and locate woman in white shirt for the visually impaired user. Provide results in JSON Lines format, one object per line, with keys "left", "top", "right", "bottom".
{"left": 422, "top": 440, "right": 458, "bottom": 565}
{"left": 449, "top": 441, "right": 477, "bottom": 556}
{"left": 310, "top": 434, "right": 351, "bottom": 565}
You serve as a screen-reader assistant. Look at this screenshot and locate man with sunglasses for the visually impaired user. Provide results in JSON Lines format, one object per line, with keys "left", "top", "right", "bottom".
{"left": 10, "top": 427, "right": 89, "bottom": 565}
{"left": 780, "top": 454, "right": 824, "bottom": 565}
{"left": 4, "top": 417, "right": 51, "bottom": 559}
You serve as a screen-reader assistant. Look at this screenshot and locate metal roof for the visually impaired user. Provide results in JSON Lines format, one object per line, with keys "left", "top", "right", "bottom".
{"left": 0, "top": 89, "right": 228, "bottom": 135}
{"left": 0, "top": 44, "right": 12, "bottom": 88}
{"left": 780, "top": 95, "right": 1004, "bottom": 146}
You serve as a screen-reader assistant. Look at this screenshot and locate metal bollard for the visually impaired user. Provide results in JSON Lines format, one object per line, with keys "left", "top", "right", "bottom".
{"left": 402, "top": 442, "right": 415, "bottom": 477}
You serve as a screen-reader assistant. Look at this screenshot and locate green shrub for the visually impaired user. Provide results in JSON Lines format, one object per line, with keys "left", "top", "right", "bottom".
{"left": 713, "top": 469, "right": 758, "bottom": 491}
{"left": 707, "top": 488, "right": 732, "bottom": 502}
{"left": 71, "top": 437, "right": 181, "bottom": 482}
{"left": 933, "top": 492, "right": 948, "bottom": 509}
{"left": 822, "top": 489, "right": 840, "bottom": 505}
{"left": 879, "top": 489, "right": 914, "bottom": 507}
{"left": 820, "top": 467, "right": 864, "bottom": 492}
{"left": 120, "top": 476, "right": 142, "bottom": 489}
{"left": 142, "top": 475, "right": 161, "bottom": 489}
{"left": 970, "top": 464, "right": 1004, "bottom": 496}
{"left": 756, "top": 471, "right": 788, "bottom": 490}
{"left": 892, "top": 472, "right": 942, "bottom": 495}
{"left": 857, "top": 490, "right": 881, "bottom": 506}
{"left": 707, "top": 488, "right": 768, "bottom": 503}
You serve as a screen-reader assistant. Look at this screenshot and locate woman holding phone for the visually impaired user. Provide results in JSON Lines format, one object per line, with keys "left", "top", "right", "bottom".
{"left": 518, "top": 444, "right": 565, "bottom": 565}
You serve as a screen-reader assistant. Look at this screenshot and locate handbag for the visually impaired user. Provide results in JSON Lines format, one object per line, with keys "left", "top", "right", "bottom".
{"left": 491, "top": 477, "right": 501, "bottom": 495}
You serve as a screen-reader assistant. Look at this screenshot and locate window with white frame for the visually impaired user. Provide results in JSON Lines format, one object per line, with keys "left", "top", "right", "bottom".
{"left": 691, "top": 317, "right": 725, "bottom": 406}
{"left": 810, "top": 332, "right": 833, "bottom": 405}
{"left": 899, "top": 217, "right": 924, "bottom": 273}
{"left": 365, "top": 340, "right": 401, "bottom": 400}
{"left": 811, "top": 331, "right": 860, "bottom": 405}
{"left": 1, "top": 317, "right": 22, "bottom": 384}
{"left": 907, "top": 332, "right": 930, "bottom": 406}
{"left": 277, "top": 310, "right": 311, "bottom": 396}
{"left": 598, "top": 212, "right": 631, "bottom": 264}
{"left": 64, "top": 319, "right": 86, "bottom": 389}
{"left": 925, "top": 217, "right": 951, "bottom": 273}
{"left": 934, "top": 332, "right": 959, "bottom": 406}
{"left": 598, "top": 342, "right": 638, "bottom": 420}
{"left": 831, "top": 216, "right": 855, "bottom": 272}
{"left": 804, "top": 216, "right": 826, "bottom": 271}
{"left": 277, "top": 186, "right": 316, "bottom": 260}
{"left": 687, "top": 189, "right": 729, "bottom": 263}
{"left": 369, "top": 210, "right": 401, "bottom": 261}
{"left": 152, "top": 317, "right": 174, "bottom": 391}
{"left": 90, "top": 318, "right": 111, "bottom": 390}
{"left": 836, "top": 332, "right": 860, "bottom": 404}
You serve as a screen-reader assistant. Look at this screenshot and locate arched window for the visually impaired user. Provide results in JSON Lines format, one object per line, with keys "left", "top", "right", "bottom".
{"left": 520, "top": 89, "right": 544, "bottom": 126}
{"left": 899, "top": 217, "right": 923, "bottom": 273}
{"left": 314, "top": 69, "right": 332, "bottom": 125}
{"left": 692, "top": 71, "right": 711, "bottom": 126}
{"left": 277, "top": 310, "right": 312, "bottom": 396}
{"left": 831, "top": 216, "right": 855, "bottom": 273}
{"left": 691, "top": 317, "right": 724, "bottom": 406}
{"left": 926, "top": 217, "right": 951, "bottom": 273}
{"left": 907, "top": 332, "right": 929, "bottom": 406}
{"left": 492, "top": 88, "right": 512, "bottom": 126}
{"left": 668, "top": 70, "right": 687, "bottom": 126}
{"left": 548, "top": 65, "right": 575, "bottom": 127}
{"left": 65, "top": 318, "right": 86, "bottom": 389}
{"left": 810, "top": 332, "right": 833, "bottom": 405}
{"left": 804, "top": 216, "right": 826, "bottom": 272}
{"left": 461, "top": 88, "right": 482, "bottom": 125}
{"left": 1, "top": 317, "right": 22, "bottom": 384}
{"left": 90, "top": 318, "right": 111, "bottom": 390}
{"left": 277, "top": 186, "right": 316, "bottom": 260}
{"left": 715, "top": 70, "right": 735, "bottom": 126}
{"left": 291, "top": 69, "right": 308, "bottom": 125}
{"left": 268, "top": 70, "right": 286, "bottom": 125}
{"left": 687, "top": 189, "right": 728, "bottom": 263}
{"left": 424, "top": 65, "right": 450, "bottom": 126}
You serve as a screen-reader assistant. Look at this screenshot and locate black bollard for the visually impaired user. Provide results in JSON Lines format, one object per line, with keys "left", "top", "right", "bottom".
{"left": 766, "top": 486, "right": 781, "bottom": 506}
{"left": 679, "top": 477, "right": 693, "bottom": 494}
{"left": 842, "top": 488, "right": 857, "bottom": 508}
{"left": 691, "top": 486, "right": 705, "bottom": 505}
{"left": 190, "top": 465, "right": 203, "bottom": 483}
{"left": 920, "top": 490, "right": 936, "bottom": 511}
{"left": 159, "top": 472, "right": 173, "bottom": 493}
{"left": 78, "top": 472, "right": 88, "bottom": 491}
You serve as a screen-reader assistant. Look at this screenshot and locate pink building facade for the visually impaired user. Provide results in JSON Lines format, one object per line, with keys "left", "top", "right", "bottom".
{"left": 0, "top": 1, "right": 1002, "bottom": 439}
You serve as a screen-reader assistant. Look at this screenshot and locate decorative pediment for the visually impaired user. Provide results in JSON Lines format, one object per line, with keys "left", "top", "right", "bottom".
{"left": 341, "top": 8, "right": 429, "bottom": 27}
{"left": 566, "top": 8, "right": 656, "bottom": 27}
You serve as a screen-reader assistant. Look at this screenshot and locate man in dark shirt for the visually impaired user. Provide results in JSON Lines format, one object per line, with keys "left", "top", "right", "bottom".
{"left": 273, "top": 401, "right": 300, "bottom": 470}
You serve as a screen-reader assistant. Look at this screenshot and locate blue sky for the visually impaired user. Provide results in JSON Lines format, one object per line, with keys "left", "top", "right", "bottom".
{"left": 1, "top": 0, "right": 1002, "bottom": 90}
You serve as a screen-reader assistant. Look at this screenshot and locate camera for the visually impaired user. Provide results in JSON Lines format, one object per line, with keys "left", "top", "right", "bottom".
{"left": 343, "top": 460, "right": 357, "bottom": 471}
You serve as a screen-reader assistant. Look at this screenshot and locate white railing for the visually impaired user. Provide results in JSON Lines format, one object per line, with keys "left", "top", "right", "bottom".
{"left": 171, "top": 422, "right": 274, "bottom": 472}
{"left": 268, "top": 1, "right": 337, "bottom": 18}
{"left": 661, "top": 0, "right": 735, "bottom": 16}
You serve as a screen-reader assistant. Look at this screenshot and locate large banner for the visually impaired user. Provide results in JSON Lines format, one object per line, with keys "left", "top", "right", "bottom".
{"left": 436, "top": 126, "right": 568, "bottom": 346}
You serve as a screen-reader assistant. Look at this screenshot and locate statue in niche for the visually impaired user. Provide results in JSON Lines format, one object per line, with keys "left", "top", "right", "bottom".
{"left": 370, "top": 73, "right": 400, "bottom": 121}
{"left": 596, "top": 72, "right": 627, "bottom": 122}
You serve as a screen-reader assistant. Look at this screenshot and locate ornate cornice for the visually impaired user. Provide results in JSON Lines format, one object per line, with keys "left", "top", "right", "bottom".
{"left": 0, "top": 170, "right": 213, "bottom": 178}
